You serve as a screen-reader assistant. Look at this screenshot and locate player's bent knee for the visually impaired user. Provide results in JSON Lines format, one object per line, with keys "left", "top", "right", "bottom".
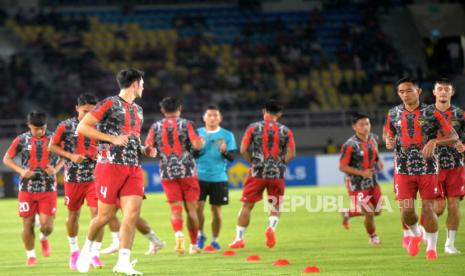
{"left": 41, "top": 225, "right": 53, "bottom": 235}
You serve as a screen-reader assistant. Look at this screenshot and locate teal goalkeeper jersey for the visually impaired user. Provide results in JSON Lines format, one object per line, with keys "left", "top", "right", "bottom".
{"left": 196, "top": 127, "right": 237, "bottom": 182}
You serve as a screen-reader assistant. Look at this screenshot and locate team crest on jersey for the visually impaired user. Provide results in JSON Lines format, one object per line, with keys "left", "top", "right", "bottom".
{"left": 417, "top": 116, "right": 425, "bottom": 126}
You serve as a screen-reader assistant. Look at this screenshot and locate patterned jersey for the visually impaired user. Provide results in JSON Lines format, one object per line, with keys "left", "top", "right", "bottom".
{"left": 340, "top": 134, "right": 379, "bottom": 191}
{"left": 435, "top": 105, "right": 465, "bottom": 170}
{"left": 242, "top": 120, "right": 295, "bottom": 179}
{"left": 145, "top": 117, "right": 201, "bottom": 180}
{"left": 51, "top": 117, "right": 98, "bottom": 183}
{"left": 90, "top": 96, "right": 144, "bottom": 167}
{"left": 6, "top": 131, "right": 60, "bottom": 192}
{"left": 384, "top": 103, "right": 453, "bottom": 175}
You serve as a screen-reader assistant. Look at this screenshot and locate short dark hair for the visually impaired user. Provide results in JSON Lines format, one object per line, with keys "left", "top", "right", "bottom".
{"left": 160, "top": 97, "right": 181, "bottom": 113}
{"left": 77, "top": 93, "right": 98, "bottom": 106}
{"left": 264, "top": 99, "right": 283, "bottom": 114}
{"left": 435, "top": 77, "right": 454, "bottom": 88}
{"left": 396, "top": 76, "right": 418, "bottom": 88}
{"left": 116, "top": 68, "right": 144, "bottom": 89}
{"left": 27, "top": 111, "right": 47, "bottom": 127}
{"left": 204, "top": 105, "right": 220, "bottom": 113}
{"left": 351, "top": 112, "right": 370, "bottom": 125}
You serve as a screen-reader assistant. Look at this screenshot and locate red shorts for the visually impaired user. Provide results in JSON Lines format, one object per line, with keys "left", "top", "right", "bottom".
{"left": 439, "top": 167, "right": 465, "bottom": 198}
{"left": 241, "top": 176, "right": 285, "bottom": 206}
{"left": 18, "top": 191, "right": 57, "bottom": 217}
{"left": 348, "top": 185, "right": 382, "bottom": 210}
{"left": 64, "top": 181, "right": 97, "bottom": 211}
{"left": 394, "top": 174, "right": 443, "bottom": 200}
{"left": 161, "top": 177, "right": 199, "bottom": 202}
{"left": 95, "top": 163, "right": 144, "bottom": 205}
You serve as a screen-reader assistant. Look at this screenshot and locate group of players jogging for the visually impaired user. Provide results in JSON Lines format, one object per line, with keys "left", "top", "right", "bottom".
{"left": 339, "top": 77, "right": 464, "bottom": 260}
{"left": 3, "top": 69, "right": 296, "bottom": 275}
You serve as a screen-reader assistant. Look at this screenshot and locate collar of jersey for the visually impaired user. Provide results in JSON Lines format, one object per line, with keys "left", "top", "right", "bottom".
{"left": 206, "top": 127, "right": 221, "bottom": 134}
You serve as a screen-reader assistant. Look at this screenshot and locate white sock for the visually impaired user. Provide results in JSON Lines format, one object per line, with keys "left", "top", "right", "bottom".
{"left": 117, "top": 248, "right": 131, "bottom": 265}
{"left": 145, "top": 230, "right": 160, "bottom": 243}
{"left": 211, "top": 236, "right": 218, "bottom": 243}
{"left": 268, "top": 216, "right": 279, "bottom": 231}
{"left": 425, "top": 231, "right": 438, "bottom": 251}
{"left": 111, "top": 231, "right": 120, "bottom": 244}
{"left": 26, "top": 249, "right": 36, "bottom": 258}
{"left": 68, "top": 236, "right": 79, "bottom": 252}
{"left": 236, "top": 226, "right": 246, "bottom": 240}
{"left": 403, "top": 230, "right": 411, "bottom": 237}
{"left": 198, "top": 230, "right": 204, "bottom": 237}
{"left": 39, "top": 232, "right": 48, "bottom": 241}
{"left": 175, "top": 231, "right": 183, "bottom": 237}
{"left": 92, "top": 242, "right": 102, "bottom": 257}
{"left": 82, "top": 239, "right": 94, "bottom": 254}
{"left": 408, "top": 223, "right": 421, "bottom": 237}
{"left": 446, "top": 229, "right": 456, "bottom": 247}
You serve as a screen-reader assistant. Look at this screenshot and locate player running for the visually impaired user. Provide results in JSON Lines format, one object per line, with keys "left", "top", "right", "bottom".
{"left": 75, "top": 69, "right": 155, "bottom": 275}
{"left": 3, "top": 111, "right": 63, "bottom": 266}
{"left": 145, "top": 96, "right": 205, "bottom": 255}
{"left": 339, "top": 113, "right": 383, "bottom": 245}
{"left": 430, "top": 78, "right": 465, "bottom": 254}
{"left": 195, "top": 105, "right": 237, "bottom": 252}
{"left": 229, "top": 99, "right": 296, "bottom": 249}
{"left": 384, "top": 77, "right": 460, "bottom": 260}
{"left": 49, "top": 93, "right": 105, "bottom": 270}
{"left": 100, "top": 211, "right": 165, "bottom": 256}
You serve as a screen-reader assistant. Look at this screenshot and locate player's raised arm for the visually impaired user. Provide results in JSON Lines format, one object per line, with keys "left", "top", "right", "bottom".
{"left": 219, "top": 131, "right": 237, "bottom": 161}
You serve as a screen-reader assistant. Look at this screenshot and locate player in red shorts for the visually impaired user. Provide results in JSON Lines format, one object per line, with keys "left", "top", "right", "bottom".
{"left": 49, "top": 93, "right": 105, "bottom": 270}
{"left": 384, "top": 77, "right": 460, "bottom": 260}
{"left": 145, "top": 96, "right": 205, "bottom": 255}
{"left": 3, "top": 111, "right": 63, "bottom": 266}
{"left": 75, "top": 69, "right": 155, "bottom": 275}
{"left": 429, "top": 78, "right": 465, "bottom": 254}
{"left": 229, "top": 99, "right": 296, "bottom": 249}
{"left": 339, "top": 113, "right": 384, "bottom": 245}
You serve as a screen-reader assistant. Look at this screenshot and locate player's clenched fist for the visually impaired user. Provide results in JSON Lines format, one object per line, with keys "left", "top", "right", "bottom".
{"left": 422, "top": 139, "right": 437, "bottom": 158}
{"left": 360, "top": 169, "right": 373, "bottom": 179}
{"left": 20, "top": 169, "right": 35, "bottom": 179}
{"left": 144, "top": 145, "right": 157, "bottom": 158}
{"left": 70, "top": 153, "right": 86, "bottom": 164}
{"left": 112, "top": 135, "right": 129, "bottom": 146}
{"left": 385, "top": 136, "right": 395, "bottom": 150}
{"left": 219, "top": 141, "right": 227, "bottom": 153}
{"left": 45, "top": 165, "right": 56, "bottom": 176}
{"left": 455, "top": 142, "right": 465, "bottom": 153}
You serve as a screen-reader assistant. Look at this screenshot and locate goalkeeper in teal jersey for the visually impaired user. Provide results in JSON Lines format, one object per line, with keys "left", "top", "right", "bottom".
{"left": 195, "top": 105, "right": 237, "bottom": 251}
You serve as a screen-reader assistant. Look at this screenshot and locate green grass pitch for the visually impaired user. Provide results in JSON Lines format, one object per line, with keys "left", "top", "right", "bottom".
{"left": 0, "top": 183, "right": 464, "bottom": 275}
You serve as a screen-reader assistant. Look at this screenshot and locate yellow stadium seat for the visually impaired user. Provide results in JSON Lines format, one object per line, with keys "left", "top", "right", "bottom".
{"left": 355, "top": 70, "right": 366, "bottom": 80}
{"left": 343, "top": 69, "right": 355, "bottom": 82}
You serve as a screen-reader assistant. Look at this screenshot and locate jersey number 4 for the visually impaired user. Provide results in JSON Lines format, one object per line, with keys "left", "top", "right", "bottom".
{"left": 100, "top": 186, "right": 108, "bottom": 199}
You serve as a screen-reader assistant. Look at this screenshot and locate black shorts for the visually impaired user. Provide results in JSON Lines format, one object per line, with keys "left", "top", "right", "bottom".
{"left": 199, "top": 181, "right": 229, "bottom": 205}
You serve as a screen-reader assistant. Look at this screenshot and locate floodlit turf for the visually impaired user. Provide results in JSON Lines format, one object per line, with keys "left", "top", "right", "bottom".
{"left": 0, "top": 183, "right": 464, "bottom": 275}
